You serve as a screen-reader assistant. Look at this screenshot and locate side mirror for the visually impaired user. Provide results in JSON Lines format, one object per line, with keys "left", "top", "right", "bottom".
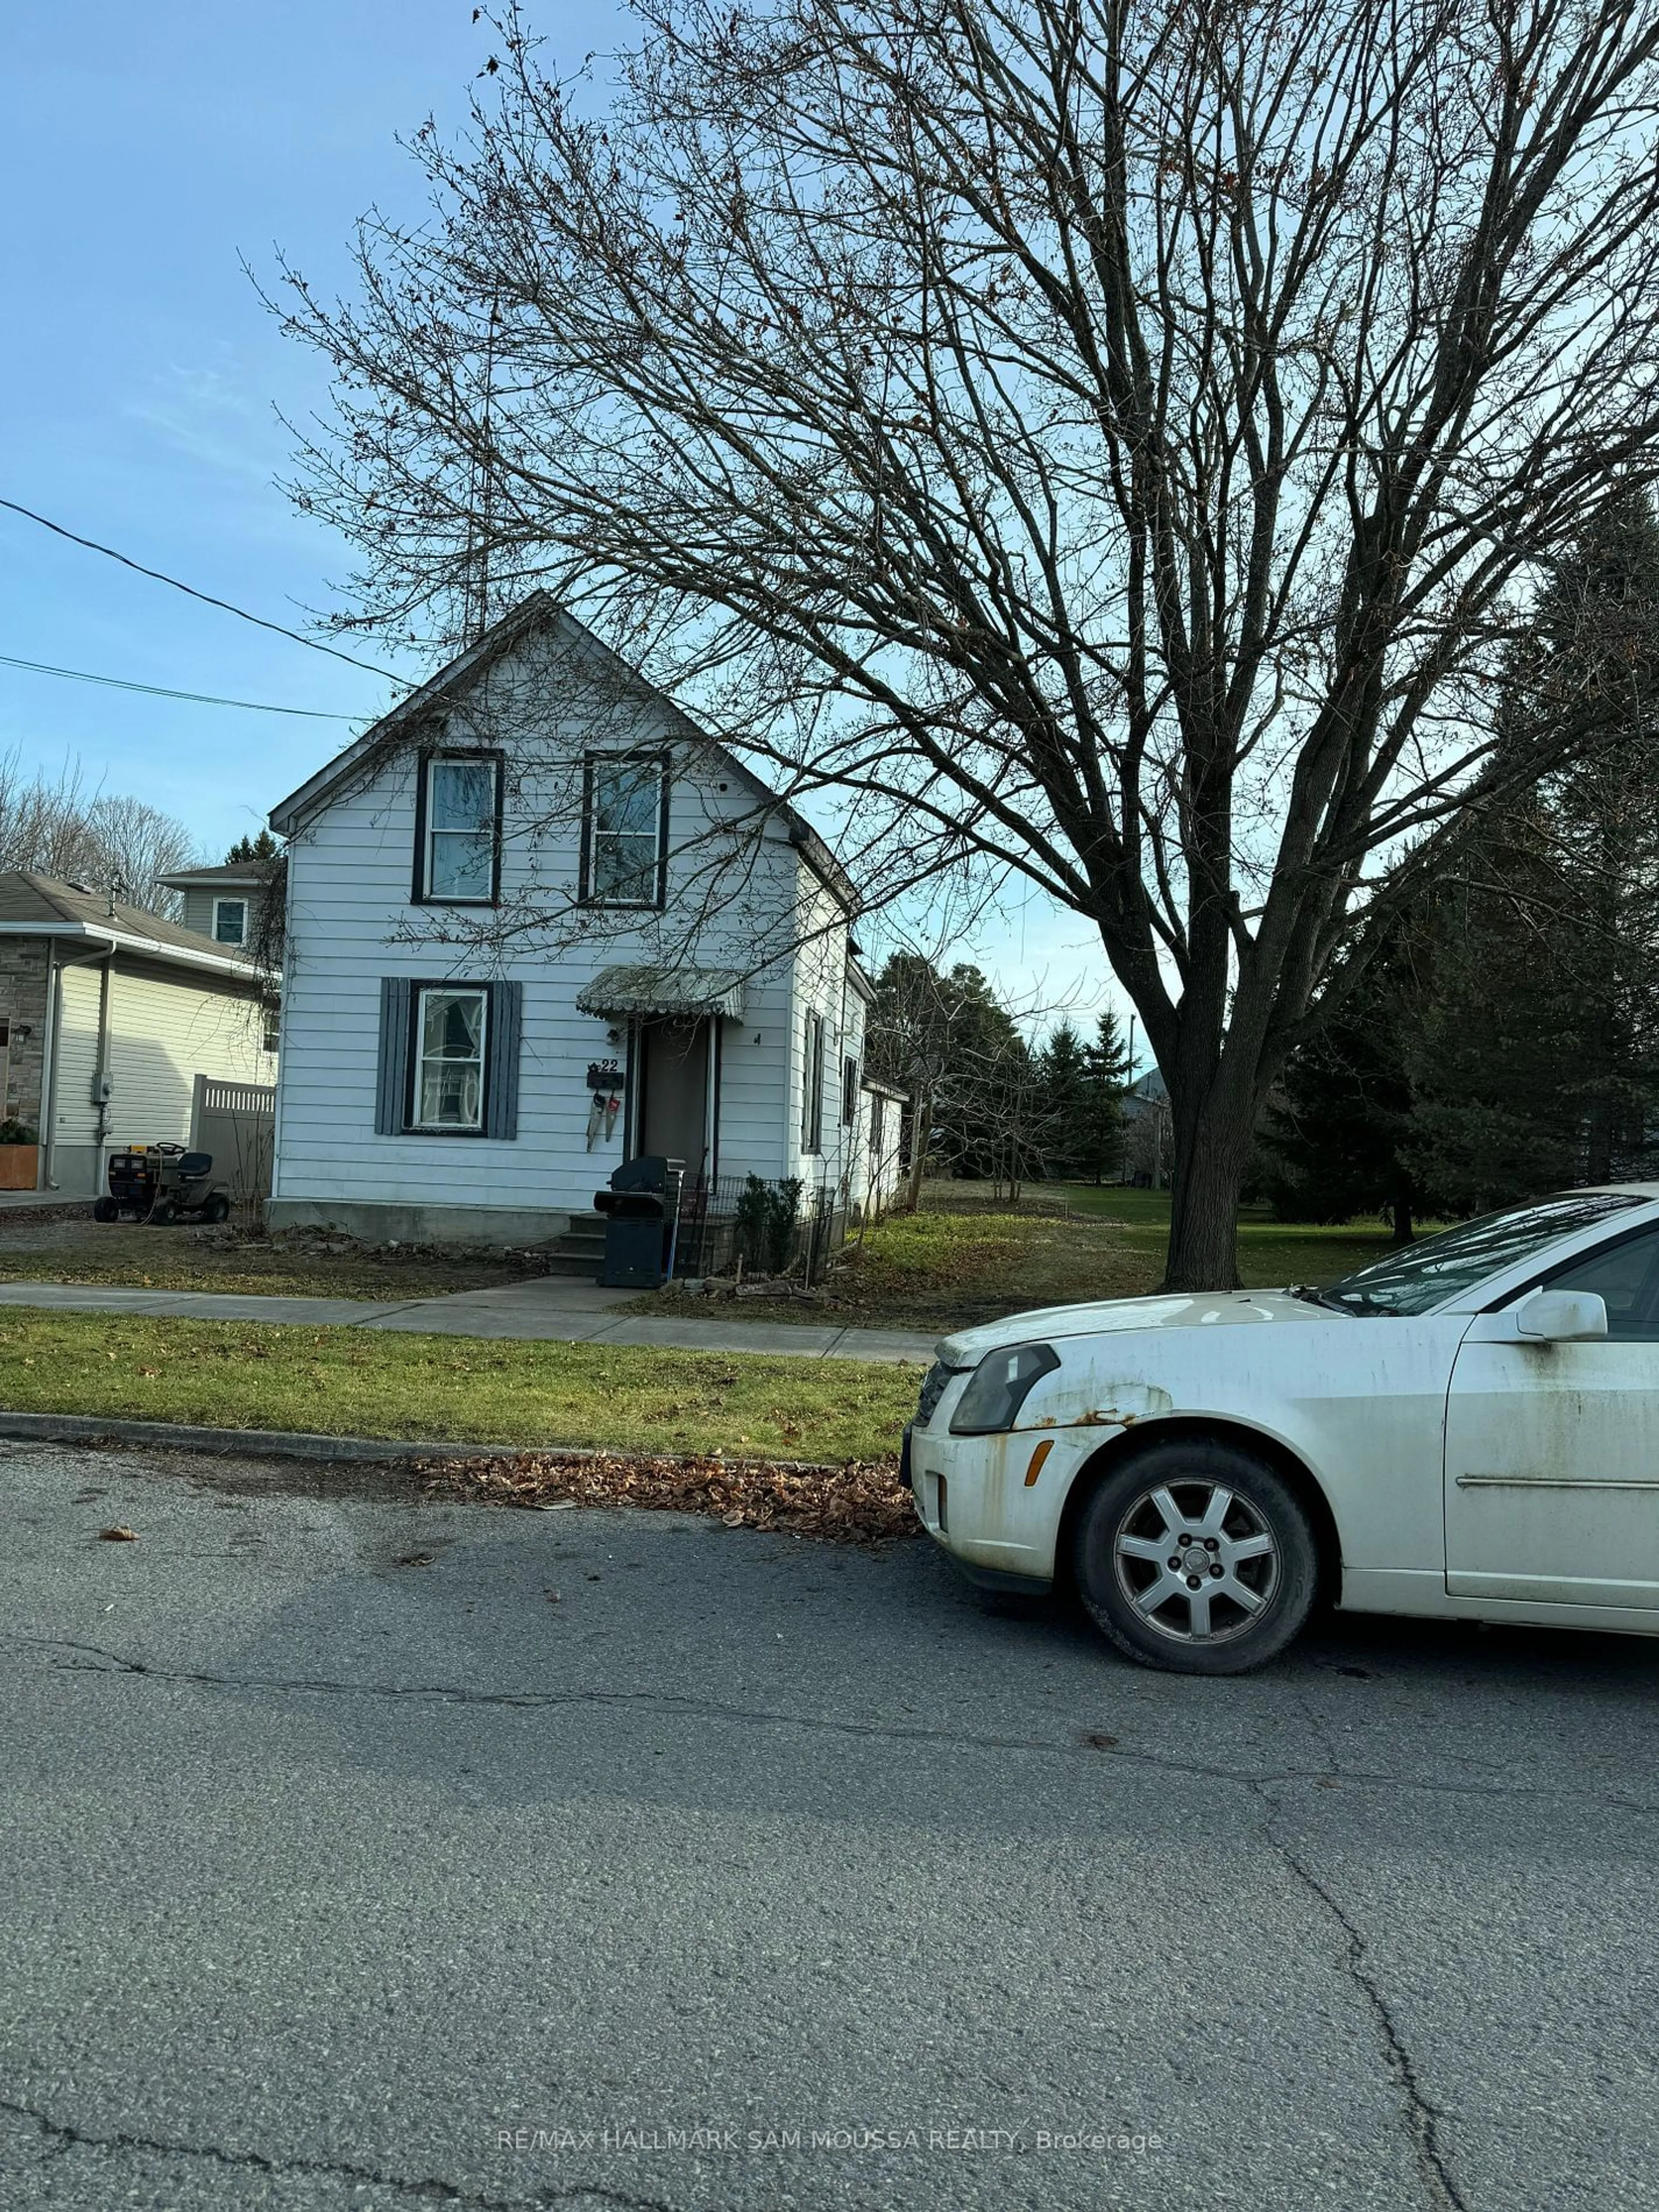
{"left": 1514, "top": 1290, "right": 1608, "bottom": 1343}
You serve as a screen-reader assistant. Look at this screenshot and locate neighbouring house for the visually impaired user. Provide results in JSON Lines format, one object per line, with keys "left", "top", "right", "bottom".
{"left": 1122, "top": 1068, "right": 1171, "bottom": 1188}
{"left": 0, "top": 872, "right": 278, "bottom": 1195}
{"left": 855, "top": 1075, "right": 910, "bottom": 1220}
{"left": 266, "top": 596, "right": 906, "bottom": 1253}
{"left": 155, "top": 860, "right": 277, "bottom": 952}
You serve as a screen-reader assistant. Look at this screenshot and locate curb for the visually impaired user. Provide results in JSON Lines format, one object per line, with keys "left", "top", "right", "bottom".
{"left": 0, "top": 1411, "right": 559, "bottom": 1466}
{"left": 0, "top": 1409, "right": 874, "bottom": 1476}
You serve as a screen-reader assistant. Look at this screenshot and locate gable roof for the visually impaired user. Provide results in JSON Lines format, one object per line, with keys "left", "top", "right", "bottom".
{"left": 267, "top": 594, "right": 858, "bottom": 913}
{"left": 0, "top": 871, "right": 262, "bottom": 980}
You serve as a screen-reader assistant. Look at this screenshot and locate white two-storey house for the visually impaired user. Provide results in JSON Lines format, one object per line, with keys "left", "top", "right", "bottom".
{"left": 267, "top": 597, "right": 903, "bottom": 1250}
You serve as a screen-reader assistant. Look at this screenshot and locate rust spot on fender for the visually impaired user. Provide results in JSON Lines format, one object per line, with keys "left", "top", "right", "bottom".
{"left": 1023, "top": 1381, "right": 1173, "bottom": 1433}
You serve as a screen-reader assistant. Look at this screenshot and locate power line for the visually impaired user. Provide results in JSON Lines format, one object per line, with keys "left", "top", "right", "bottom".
{"left": 0, "top": 495, "right": 408, "bottom": 684}
{"left": 0, "top": 652, "right": 364, "bottom": 721}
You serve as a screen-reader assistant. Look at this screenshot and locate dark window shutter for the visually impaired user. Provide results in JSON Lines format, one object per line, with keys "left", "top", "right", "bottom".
{"left": 485, "top": 981, "right": 522, "bottom": 1140}
{"left": 375, "top": 979, "right": 411, "bottom": 1135}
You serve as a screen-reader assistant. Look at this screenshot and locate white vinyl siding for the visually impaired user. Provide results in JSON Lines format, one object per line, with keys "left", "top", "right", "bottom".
{"left": 106, "top": 965, "right": 275, "bottom": 1144}
{"left": 272, "top": 621, "right": 850, "bottom": 1214}
{"left": 52, "top": 964, "right": 103, "bottom": 1147}
{"left": 51, "top": 957, "right": 275, "bottom": 1154}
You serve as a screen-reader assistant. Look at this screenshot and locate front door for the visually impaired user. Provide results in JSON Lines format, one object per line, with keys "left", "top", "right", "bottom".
{"left": 635, "top": 1018, "right": 711, "bottom": 1183}
{"left": 1445, "top": 1224, "right": 1659, "bottom": 1608}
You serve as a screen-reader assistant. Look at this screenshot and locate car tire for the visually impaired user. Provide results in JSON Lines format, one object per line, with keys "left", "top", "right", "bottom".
{"left": 1073, "top": 1438, "right": 1319, "bottom": 1675}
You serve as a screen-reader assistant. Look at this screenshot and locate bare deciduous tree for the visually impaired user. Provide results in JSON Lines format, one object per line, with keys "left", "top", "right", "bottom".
{"left": 0, "top": 753, "right": 200, "bottom": 916}
{"left": 81, "top": 795, "right": 200, "bottom": 916}
{"left": 273, "top": 0, "right": 1659, "bottom": 1284}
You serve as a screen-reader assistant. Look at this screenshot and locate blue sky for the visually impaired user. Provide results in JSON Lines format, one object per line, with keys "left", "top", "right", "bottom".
{"left": 0, "top": 0, "right": 1119, "bottom": 1039}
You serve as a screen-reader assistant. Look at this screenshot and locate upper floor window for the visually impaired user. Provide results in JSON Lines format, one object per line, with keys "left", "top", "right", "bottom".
{"left": 582, "top": 754, "right": 667, "bottom": 907}
{"left": 417, "top": 754, "right": 501, "bottom": 904}
{"left": 213, "top": 897, "right": 248, "bottom": 946}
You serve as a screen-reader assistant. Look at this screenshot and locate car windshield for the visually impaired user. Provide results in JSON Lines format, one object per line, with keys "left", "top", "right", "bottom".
{"left": 1319, "top": 1192, "right": 1649, "bottom": 1316}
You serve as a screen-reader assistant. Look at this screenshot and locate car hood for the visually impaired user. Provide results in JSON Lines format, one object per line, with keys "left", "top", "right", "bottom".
{"left": 937, "top": 1289, "right": 1340, "bottom": 1365}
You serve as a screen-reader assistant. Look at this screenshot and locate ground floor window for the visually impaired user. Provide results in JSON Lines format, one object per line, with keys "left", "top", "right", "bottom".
{"left": 375, "top": 977, "right": 523, "bottom": 1141}
{"left": 413, "top": 987, "right": 486, "bottom": 1130}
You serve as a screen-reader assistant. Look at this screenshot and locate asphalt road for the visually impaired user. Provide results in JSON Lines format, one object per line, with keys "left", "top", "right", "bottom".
{"left": 2, "top": 1441, "right": 1656, "bottom": 2212}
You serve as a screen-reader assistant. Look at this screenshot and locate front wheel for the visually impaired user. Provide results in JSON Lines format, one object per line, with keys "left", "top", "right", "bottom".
{"left": 92, "top": 1197, "right": 118, "bottom": 1223}
{"left": 1073, "top": 1439, "right": 1318, "bottom": 1675}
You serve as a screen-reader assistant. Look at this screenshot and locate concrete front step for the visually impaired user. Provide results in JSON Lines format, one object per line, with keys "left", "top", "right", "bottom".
{"left": 543, "top": 1213, "right": 607, "bottom": 1278}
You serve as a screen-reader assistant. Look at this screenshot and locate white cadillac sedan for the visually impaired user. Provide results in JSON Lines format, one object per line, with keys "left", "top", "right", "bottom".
{"left": 904, "top": 1188, "right": 1659, "bottom": 1673}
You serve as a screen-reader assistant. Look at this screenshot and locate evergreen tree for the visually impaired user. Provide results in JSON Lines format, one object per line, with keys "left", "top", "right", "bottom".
{"left": 867, "top": 957, "right": 1037, "bottom": 1193}
{"left": 1036, "top": 1021, "right": 1092, "bottom": 1178}
{"left": 226, "top": 829, "right": 281, "bottom": 865}
{"left": 1262, "top": 938, "right": 1421, "bottom": 1238}
{"left": 1074, "top": 1010, "right": 1131, "bottom": 1183}
{"left": 1405, "top": 487, "right": 1659, "bottom": 1208}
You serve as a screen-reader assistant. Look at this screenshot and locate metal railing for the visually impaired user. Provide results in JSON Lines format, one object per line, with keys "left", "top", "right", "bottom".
{"left": 672, "top": 1174, "right": 843, "bottom": 1280}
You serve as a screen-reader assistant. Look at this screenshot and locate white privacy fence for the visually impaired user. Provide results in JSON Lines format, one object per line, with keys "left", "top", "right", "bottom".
{"left": 189, "top": 1075, "right": 276, "bottom": 1205}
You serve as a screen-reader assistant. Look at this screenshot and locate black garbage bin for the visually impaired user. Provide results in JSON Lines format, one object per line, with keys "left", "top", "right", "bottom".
{"left": 594, "top": 1155, "right": 681, "bottom": 1287}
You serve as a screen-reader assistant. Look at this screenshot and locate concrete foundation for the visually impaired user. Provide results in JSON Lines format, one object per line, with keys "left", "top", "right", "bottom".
{"left": 266, "top": 1198, "right": 574, "bottom": 1247}
{"left": 43, "top": 1143, "right": 100, "bottom": 1198}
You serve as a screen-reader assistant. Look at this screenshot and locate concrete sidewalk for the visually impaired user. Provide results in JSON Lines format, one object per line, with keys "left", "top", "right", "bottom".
{"left": 0, "top": 1276, "right": 939, "bottom": 1363}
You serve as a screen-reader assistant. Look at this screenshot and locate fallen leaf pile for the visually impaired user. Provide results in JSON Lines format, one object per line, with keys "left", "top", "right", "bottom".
{"left": 420, "top": 1450, "right": 918, "bottom": 1545}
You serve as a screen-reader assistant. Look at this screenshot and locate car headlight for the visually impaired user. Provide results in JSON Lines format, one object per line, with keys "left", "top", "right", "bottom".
{"left": 948, "top": 1341, "right": 1061, "bottom": 1435}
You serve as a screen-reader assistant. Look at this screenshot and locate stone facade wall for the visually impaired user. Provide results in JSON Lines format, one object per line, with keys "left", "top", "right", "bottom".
{"left": 0, "top": 938, "right": 50, "bottom": 1131}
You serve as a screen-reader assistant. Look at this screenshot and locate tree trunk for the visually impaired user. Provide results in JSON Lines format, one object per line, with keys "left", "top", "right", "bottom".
{"left": 1390, "top": 1186, "right": 1415, "bottom": 1244}
{"left": 1161, "top": 1085, "right": 1257, "bottom": 1290}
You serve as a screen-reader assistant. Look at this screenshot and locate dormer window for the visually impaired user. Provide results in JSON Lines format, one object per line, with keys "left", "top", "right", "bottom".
{"left": 213, "top": 897, "right": 248, "bottom": 946}
{"left": 416, "top": 753, "right": 502, "bottom": 904}
{"left": 580, "top": 753, "right": 668, "bottom": 908}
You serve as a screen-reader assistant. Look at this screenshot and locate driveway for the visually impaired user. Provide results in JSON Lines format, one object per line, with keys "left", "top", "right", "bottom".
{"left": 1, "top": 1440, "right": 1654, "bottom": 2212}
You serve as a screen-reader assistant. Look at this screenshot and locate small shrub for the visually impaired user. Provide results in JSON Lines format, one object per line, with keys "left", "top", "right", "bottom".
{"left": 0, "top": 1119, "right": 38, "bottom": 1145}
{"left": 734, "top": 1174, "right": 802, "bottom": 1273}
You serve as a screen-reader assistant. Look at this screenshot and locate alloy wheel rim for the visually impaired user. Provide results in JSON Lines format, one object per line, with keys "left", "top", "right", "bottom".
{"left": 1112, "top": 1481, "right": 1279, "bottom": 1643}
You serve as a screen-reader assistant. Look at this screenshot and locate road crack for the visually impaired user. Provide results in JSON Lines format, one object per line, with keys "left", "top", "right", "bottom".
{"left": 0, "top": 2089, "right": 679, "bottom": 2211}
{"left": 8, "top": 1631, "right": 1658, "bottom": 1815}
{"left": 1249, "top": 1789, "right": 1469, "bottom": 2212}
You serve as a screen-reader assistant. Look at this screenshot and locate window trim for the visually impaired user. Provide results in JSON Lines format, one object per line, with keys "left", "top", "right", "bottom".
{"left": 578, "top": 750, "right": 671, "bottom": 910}
{"left": 405, "top": 981, "right": 492, "bottom": 1136}
{"left": 211, "top": 896, "right": 248, "bottom": 946}
{"left": 801, "top": 1010, "right": 825, "bottom": 1155}
{"left": 412, "top": 749, "right": 505, "bottom": 907}
{"left": 841, "top": 1054, "right": 859, "bottom": 1128}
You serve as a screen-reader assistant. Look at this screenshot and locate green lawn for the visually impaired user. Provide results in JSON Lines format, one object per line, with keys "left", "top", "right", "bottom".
{"left": 0, "top": 1312, "right": 918, "bottom": 1463}
{"left": 642, "top": 1185, "right": 1398, "bottom": 1332}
